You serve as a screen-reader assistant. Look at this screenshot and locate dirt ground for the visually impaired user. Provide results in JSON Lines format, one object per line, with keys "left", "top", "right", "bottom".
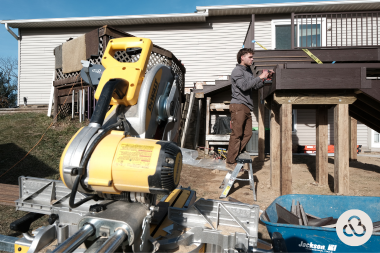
{"left": 1, "top": 152, "right": 380, "bottom": 247}
{"left": 179, "top": 152, "right": 380, "bottom": 242}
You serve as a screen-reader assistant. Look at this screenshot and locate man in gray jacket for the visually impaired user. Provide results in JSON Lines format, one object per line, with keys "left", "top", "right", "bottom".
{"left": 226, "top": 48, "right": 269, "bottom": 170}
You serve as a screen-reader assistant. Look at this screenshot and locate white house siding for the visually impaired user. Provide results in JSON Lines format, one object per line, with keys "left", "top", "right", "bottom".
{"left": 290, "top": 108, "right": 369, "bottom": 148}
{"left": 357, "top": 122, "right": 369, "bottom": 149}
{"left": 253, "top": 15, "right": 273, "bottom": 50}
{"left": 19, "top": 27, "right": 93, "bottom": 105}
{"left": 19, "top": 16, "right": 253, "bottom": 105}
{"left": 119, "top": 16, "right": 251, "bottom": 87}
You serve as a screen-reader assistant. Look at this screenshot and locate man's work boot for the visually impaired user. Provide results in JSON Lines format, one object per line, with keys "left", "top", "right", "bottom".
{"left": 225, "top": 162, "right": 237, "bottom": 171}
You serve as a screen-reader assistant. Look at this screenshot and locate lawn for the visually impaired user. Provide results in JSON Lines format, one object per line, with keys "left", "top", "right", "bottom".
{"left": 0, "top": 113, "right": 87, "bottom": 236}
{"left": 0, "top": 113, "right": 87, "bottom": 184}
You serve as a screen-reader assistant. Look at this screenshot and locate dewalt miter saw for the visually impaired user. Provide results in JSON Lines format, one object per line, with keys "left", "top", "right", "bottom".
{"left": 2, "top": 37, "right": 270, "bottom": 253}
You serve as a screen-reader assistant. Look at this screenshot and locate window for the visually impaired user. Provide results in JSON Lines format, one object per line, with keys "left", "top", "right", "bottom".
{"left": 275, "top": 25, "right": 297, "bottom": 50}
{"left": 272, "top": 19, "right": 326, "bottom": 49}
{"left": 299, "top": 24, "right": 321, "bottom": 47}
{"left": 375, "top": 131, "right": 380, "bottom": 143}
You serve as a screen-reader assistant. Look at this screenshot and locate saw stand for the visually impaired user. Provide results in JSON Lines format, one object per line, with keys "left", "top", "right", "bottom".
{"left": 219, "top": 152, "right": 257, "bottom": 201}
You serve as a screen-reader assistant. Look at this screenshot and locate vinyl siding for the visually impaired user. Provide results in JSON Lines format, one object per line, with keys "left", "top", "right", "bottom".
{"left": 291, "top": 108, "right": 369, "bottom": 147}
{"left": 19, "top": 16, "right": 252, "bottom": 105}
{"left": 254, "top": 15, "right": 273, "bottom": 50}
{"left": 19, "top": 27, "right": 93, "bottom": 105}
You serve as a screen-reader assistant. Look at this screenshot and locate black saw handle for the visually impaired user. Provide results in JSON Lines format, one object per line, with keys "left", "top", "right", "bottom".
{"left": 10, "top": 212, "right": 44, "bottom": 233}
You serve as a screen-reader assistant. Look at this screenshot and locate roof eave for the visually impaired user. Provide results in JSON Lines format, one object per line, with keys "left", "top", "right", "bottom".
{"left": 1, "top": 12, "right": 208, "bottom": 29}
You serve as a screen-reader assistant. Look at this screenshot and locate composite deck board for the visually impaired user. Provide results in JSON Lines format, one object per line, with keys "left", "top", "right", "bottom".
{"left": 0, "top": 184, "right": 19, "bottom": 206}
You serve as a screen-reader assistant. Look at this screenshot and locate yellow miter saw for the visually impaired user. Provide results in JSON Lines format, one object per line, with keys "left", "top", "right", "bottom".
{"left": 3, "top": 37, "right": 270, "bottom": 253}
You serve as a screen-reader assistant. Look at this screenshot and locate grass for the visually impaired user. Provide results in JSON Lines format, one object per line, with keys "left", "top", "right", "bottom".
{"left": 0, "top": 113, "right": 88, "bottom": 236}
{"left": 0, "top": 113, "right": 88, "bottom": 184}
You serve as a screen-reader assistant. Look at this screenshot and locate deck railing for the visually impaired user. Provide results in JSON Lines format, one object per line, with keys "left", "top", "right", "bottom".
{"left": 291, "top": 11, "right": 380, "bottom": 49}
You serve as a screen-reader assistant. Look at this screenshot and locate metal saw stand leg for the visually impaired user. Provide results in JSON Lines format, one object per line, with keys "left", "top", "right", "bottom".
{"left": 219, "top": 153, "right": 256, "bottom": 201}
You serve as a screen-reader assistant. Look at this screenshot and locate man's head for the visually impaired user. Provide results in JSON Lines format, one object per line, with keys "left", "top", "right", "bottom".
{"left": 237, "top": 48, "right": 254, "bottom": 66}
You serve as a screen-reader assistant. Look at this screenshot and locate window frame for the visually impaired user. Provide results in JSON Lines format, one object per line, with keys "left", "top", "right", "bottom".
{"left": 271, "top": 18, "right": 327, "bottom": 49}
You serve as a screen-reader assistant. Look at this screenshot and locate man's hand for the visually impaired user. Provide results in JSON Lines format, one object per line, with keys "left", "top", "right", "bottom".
{"left": 259, "top": 70, "right": 269, "bottom": 80}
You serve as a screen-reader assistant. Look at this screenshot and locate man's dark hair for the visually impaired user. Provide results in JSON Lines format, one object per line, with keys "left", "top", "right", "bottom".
{"left": 237, "top": 48, "right": 254, "bottom": 64}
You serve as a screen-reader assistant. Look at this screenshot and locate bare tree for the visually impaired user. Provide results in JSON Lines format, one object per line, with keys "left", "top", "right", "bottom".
{"left": 0, "top": 57, "right": 18, "bottom": 108}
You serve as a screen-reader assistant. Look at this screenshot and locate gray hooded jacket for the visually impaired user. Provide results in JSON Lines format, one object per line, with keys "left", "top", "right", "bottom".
{"left": 230, "top": 64, "right": 264, "bottom": 111}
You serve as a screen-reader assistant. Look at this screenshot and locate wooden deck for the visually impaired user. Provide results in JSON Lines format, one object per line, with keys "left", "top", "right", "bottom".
{"left": 0, "top": 184, "right": 19, "bottom": 206}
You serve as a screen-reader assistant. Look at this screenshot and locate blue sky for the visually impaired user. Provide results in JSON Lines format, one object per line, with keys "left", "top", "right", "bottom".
{"left": 1, "top": 0, "right": 337, "bottom": 59}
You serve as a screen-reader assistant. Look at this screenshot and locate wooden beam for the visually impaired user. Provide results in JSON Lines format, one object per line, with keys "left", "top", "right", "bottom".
{"left": 205, "top": 97, "right": 211, "bottom": 155}
{"left": 53, "top": 87, "right": 58, "bottom": 121}
{"left": 350, "top": 117, "right": 358, "bottom": 161}
{"left": 209, "top": 142, "right": 229, "bottom": 145}
{"left": 258, "top": 90, "right": 265, "bottom": 161}
{"left": 316, "top": 106, "right": 328, "bottom": 186}
{"left": 195, "top": 93, "right": 204, "bottom": 98}
{"left": 274, "top": 92, "right": 357, "bottom": 105}
{"left": 275, "top": 68, "right": 362, "bottom": 90}
{"left": 270, "top": 100, "right": 281, "bottom": 193}
{"left": 334, "top": 104, "right": 350, "bottom": 195}
{"left": 194, "top": 99, "right": 203, "bottom": 149}
{"left": 210, "top": 103, "right": 230, "bottom": 111}
{"left": 181, "top": 92, "right": 195, "bottom": 148}
{"left": 286, "top": 63, "right": 380, "bottom": 69}
{"left": 280, "top": 104, "right": 292, "bottom": 195}
{"left": 206, "top": 135, "right": 230, "bottom": 141}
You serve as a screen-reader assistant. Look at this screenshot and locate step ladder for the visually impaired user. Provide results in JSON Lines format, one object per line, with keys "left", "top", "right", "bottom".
{"left": 219, "top": 152, "right": 256, "bottom": 201}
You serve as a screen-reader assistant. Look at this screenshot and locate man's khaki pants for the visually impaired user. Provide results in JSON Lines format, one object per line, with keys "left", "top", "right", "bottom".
{"left": 226, "top": 103, "right": 253, "bottom": 164}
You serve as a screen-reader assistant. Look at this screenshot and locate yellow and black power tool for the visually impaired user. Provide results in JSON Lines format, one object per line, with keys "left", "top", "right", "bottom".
{"left": 60, "top": 37, "right": 183, "bottom": 207}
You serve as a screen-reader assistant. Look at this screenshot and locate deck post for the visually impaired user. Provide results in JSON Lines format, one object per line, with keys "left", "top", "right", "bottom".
{"left": 291, "top": 13, "right": 295, "bottom": 49}
{"left": 350, "top": 117, "right": 358, "bottom": 161}
{"left": 334, "top": 104, "right": 350, "bottom": 194}
{"left": 258, "top": 90, "right": 265, "bottom": 161}
{"left": 280, "top": 103, "right": 292, "bottom": 195}
{"left": 194, "top": 98, "right": 203, "bottom": 149}
{"left": 316, "top": 106, "right": 328, "bottom": 186}
{"left": 205, "top": 97, "right": 211, "bottom": 155}
{"left": 53, "top": 87, "right": 58, "bottom": 122}
{"left": 270, "top": 101, "right": 281, "bottom": 193}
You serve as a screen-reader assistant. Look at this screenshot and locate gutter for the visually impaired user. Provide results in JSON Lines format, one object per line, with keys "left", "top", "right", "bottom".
{"left": 5, "top": 23, "right": 19, "bottom": 40}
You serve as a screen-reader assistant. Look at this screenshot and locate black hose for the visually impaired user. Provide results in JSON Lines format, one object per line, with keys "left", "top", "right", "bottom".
{"left": 69, "top": 120, "right": 122, "bottom": 209}
{"left": 90, "top": 79, "right": 125, "bottom": 125}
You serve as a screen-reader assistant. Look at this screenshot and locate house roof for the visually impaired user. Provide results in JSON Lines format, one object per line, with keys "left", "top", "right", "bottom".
{"left": 2, "top": 0, "right": 380, "bottom": 29}
{"left": 0, "top": 13, "right": 208, "bottom": 29}
{"left": 197, "top": 0, "right": 380, "bottom": 16}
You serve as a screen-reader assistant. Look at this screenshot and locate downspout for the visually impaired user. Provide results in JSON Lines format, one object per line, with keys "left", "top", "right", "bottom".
{"left": 4, "top": 23, "right": 20, "bottom": 107}
{"left": 5, "top": 23, "right": 19, "bottom": 40}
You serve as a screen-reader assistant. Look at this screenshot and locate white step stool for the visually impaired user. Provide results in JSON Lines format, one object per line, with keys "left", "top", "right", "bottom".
{"left": 219, "top": 152, "right": 257, "bottom": 201}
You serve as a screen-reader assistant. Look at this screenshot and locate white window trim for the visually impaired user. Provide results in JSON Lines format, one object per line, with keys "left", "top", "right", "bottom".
{"left": 271, "top": 18, "right": 327, "bottom": 49}
{"left": 371, "top": 129, "right": 380, "bottom": 148}
{"left": 292, "top": 109, "right": 297, "bottom": 133}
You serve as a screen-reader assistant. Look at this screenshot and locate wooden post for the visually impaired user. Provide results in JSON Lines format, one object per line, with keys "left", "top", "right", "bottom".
{"left": 181, "top": 91, "right": 195, "bottom": 148}
{"left": 280, "top": 104, "right": 292, "bottom": 195}
{"left": 291, "top": 13, "right": 295, "bottom": 49}
{"left": 205, "top": 97, "right": 211, "bottom": 155}
{"left": 350, "top": 117, "right": 358, "bottom": 161}
{"left": 316, "top": 106, "right": 328, "bottom": 185}
{"left": 258, "top": 90, "right": 265, "bottom": 161}
{"left": 334, "top": 104, "right": 349, "bottom": 194}
{"left": 194, "top": 98, "right": 203, "bottom": 149}
{"left": 53, "top": 87, "right": 58, "bottom": 121}
{"left": 270, "top": 101, "right": 281, "bottom": 193}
